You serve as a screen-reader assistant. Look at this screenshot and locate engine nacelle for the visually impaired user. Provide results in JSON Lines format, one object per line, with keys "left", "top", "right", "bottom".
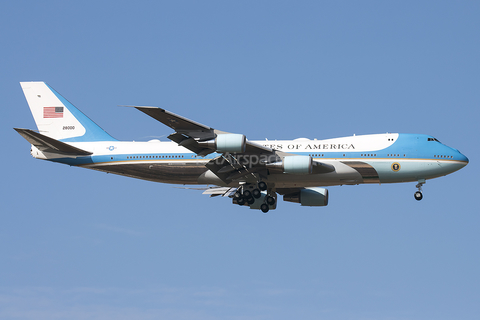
{"left": 216, "top": 133, "right": 246, "bottom": 153}
{"left": 267, "top": 155, "right": 313, "bottom": 174}
{"left": 198, "top": 134, "right": 246, "bottom": 153}
{"left": 283, "top": 187, "right": 329, "bottom": 206}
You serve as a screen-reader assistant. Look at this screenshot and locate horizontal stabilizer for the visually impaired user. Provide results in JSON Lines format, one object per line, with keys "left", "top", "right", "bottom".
{"left": 14, "top": 128, "right": 92, "bottom": 156}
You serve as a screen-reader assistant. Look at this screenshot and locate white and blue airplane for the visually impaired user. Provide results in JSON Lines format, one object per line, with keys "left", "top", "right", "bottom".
{"left": 15, "top": 82, "right": 468, "bottom": 213}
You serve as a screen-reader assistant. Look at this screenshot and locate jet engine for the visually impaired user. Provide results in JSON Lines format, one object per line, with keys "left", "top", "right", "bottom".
{"left": 266, "top": 155, "right": 313, "bottom": 174}
{"left": 198, "top": 133, "right": 246, "bottom": 153}
{"left": 283, "top": 187, "right": 329, "bottom": 206}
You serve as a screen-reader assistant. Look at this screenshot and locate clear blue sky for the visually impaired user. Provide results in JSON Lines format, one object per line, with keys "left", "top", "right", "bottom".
{"left": 1, "top": 1, "right": 479, "bottom": 319}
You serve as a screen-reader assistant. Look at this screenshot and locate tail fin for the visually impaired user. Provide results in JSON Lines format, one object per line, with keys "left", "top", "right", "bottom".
{"left": 20, "top": 82, "right": 117, "bottom": 142}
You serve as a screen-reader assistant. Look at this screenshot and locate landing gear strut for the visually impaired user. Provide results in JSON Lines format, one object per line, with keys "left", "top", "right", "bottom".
{"left": 414, "top": 179, "right": 425, "bottom": 201}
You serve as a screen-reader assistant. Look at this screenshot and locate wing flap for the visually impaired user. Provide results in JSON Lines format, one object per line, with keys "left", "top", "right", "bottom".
{"left": 202, "top": 186, "right": 237, "bottom": 197}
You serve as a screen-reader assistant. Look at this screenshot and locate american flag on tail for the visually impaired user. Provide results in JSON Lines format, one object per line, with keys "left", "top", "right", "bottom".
{"left": 43, "top": 107, "right": 64, "bottom": 118}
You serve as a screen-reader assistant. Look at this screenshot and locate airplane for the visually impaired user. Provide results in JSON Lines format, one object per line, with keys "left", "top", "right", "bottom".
{"left": 15, "top": 82, "right": 469, "bottom": 213}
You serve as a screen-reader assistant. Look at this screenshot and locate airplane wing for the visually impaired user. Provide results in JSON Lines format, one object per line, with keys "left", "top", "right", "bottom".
{"left": 134, "top": 106, "right": 273, "bottom": 156}
{"left": 134, "top": 107, "right": 334, "bottom": 183}
{"left": 134, "top": 106, "right": 216, "bottom": 140}
{"left": 14, "top": 128, "right": 93, "bottom": 156}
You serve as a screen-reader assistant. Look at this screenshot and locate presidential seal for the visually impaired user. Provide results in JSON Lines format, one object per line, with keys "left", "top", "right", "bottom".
{"left": 391, "top": 162, "right": 401, "bottom": 172}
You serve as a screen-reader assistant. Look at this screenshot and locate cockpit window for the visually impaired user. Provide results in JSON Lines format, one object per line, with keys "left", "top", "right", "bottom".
{"left": 428, "top": 137, "right": 441, "bottom": 142}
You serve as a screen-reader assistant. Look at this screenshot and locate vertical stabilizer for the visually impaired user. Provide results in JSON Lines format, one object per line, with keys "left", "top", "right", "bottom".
{"left": 20, "top": 82, "right": 116, "bottom": 142}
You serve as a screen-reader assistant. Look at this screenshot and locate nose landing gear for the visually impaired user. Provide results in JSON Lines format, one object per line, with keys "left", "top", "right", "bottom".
{"left": 414, "top": 179, "right": 426, "bottom": 201}
{"left": 414, "top": 191, "right": 423, "bottom": 201}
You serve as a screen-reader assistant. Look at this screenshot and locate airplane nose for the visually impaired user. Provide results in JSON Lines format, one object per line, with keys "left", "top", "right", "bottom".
{"left": 458, "top": 152, "right": 469, "bottom": 165}
{"left": 450, "top": 147, "right": 468, "bottom": 165}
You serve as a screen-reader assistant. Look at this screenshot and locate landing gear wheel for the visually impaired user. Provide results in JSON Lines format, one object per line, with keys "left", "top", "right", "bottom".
{"left": 260, "top": 203, "right": 269, "bottom": 213}
{"left": 247, "top": 197, "right": 255, "bottom": 205}
{"left": 243, "top": 190, "right": 252, "bottom": 199}
{"left": 414, "top": 191, "right": 423, "bottom": 201}
{"left": 266, "top": 195, "right": 275, "bottom": 206}
{"left": 258, "top": 181, "right": 267, "bottom": 191}
{"left": 233, "top": 192, "right": 242, "bottom": 200}
{"left": 252, "top": 189, "right": 261, "bottom": 199}
{"left": 414, "top": 179, "right": 425, "bottom": 201}
{"left": 237, "top": 197, "right": 246, "bottom": 205}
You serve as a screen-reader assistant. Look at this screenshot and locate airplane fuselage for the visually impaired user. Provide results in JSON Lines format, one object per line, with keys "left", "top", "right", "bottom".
{"left": 31, "top": 132, "right": 468, "bottom": 188}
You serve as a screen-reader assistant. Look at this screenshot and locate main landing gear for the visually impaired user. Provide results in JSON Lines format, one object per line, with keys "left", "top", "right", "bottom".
{"left": 261, "top": 195, "right": 276, "bottom": 213}
{"left": 234, "top": 181, "right": 275, "bottom": 213}
{"left": 260, "top": 203, "right": 269, "bottom": 213}
{"left": 258, "top": 181, "right": 267, "bottom": 191}
{"left": 414, "top": 179, "right": 426, "bottom": 201}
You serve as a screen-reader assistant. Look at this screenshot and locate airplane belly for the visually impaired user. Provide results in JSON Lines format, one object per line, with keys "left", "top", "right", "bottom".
{"left": 85, "top": 162, "right": 208, "bottom": 184}
{"left": 267, "top": 161, "right": 363, "bottom": 188}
